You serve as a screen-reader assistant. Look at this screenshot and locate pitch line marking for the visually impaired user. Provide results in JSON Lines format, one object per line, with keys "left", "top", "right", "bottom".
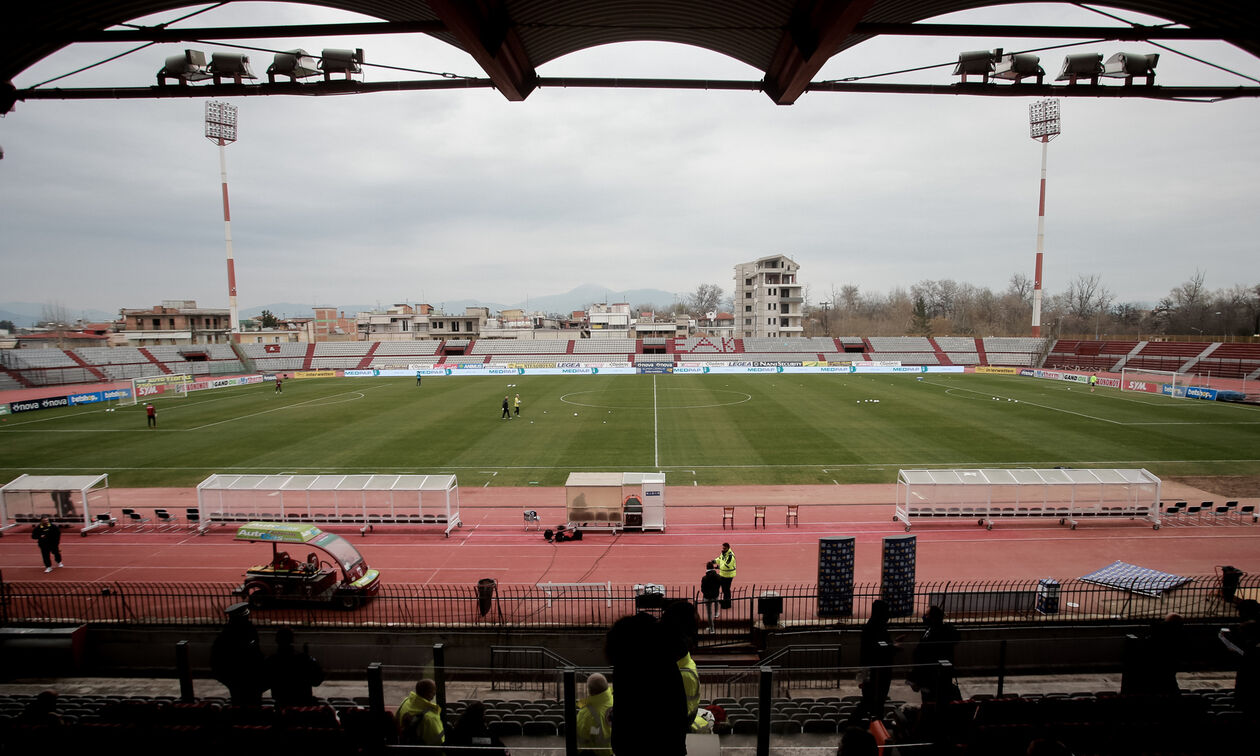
{"left": 187, "top": 387, "right": 380, "bottom": 431}
{"left": 5, "top": 455, "right": 1260, "bottom": 473}
{"left": 653, "top": 375, "right": 659, "bottom": 469}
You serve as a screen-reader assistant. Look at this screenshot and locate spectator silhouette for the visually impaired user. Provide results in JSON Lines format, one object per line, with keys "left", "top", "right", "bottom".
{"left": 1124, "top": 612, "right": 1184, "bottom": 696}
{"left": 19, "top": 690, "right": 63, "bottom": 726}
{"left": 907, "top": 604, "right": 961, "bottom": 705}
{"left": 605, "top": 612, "right": 689, "bottom": 756}
{"left": 856, "top": 599, "right": 898, "bottom": 722}
{"left": 444, "top": 701, "right": 508, "bottom": 756}
{"left": 265, "top": 626, "right": 324, "bottom": 707}
{"left": 1219, "top": 599, "right": 1260, "bottom": 714}
{"left": 210, "top": 603, "right": 267, "bottom": 706}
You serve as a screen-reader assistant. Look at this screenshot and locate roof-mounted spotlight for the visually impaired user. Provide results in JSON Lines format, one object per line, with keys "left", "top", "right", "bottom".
{"left": 267, "top": 49, "right": 321, "bottom": 83}
{"left": 1102, "top": 52, "right": 1159, "bottom": 85}
{"left": 1056, "top": 53, "right": 1104, "bottom": 85}
{"left": 320, "top": 48, "right": 364, "bottom": 81}
{"left": 208, "top": 53, "right": 257, "bottom": 85}
{"left": 954, "top": 49, "right": 998, "bottom": 83}
{"left": 993, "top": 53, "right": 1044, "bottom": 84}
{"left": 157, "top": 49, "right": 210, "bottom": 86}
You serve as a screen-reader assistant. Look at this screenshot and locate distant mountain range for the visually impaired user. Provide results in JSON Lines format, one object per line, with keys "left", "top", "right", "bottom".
{"left": 1, "top": 285, "right": 680, "bottom": 328}
{"left": 0, "top": 303, "right": 117, "bottom": 328}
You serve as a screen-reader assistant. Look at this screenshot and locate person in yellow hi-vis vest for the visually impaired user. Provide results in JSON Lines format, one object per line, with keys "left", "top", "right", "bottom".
{"left": 576, "top": 672, "right": 613, "bottom": 755}
{"left": 715, "top": 542, "right": 736, "bottom": 613}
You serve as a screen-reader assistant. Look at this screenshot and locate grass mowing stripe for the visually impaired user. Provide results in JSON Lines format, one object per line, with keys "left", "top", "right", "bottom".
{"left": 2, "top": 373, "right": 1257, "bottom": 487}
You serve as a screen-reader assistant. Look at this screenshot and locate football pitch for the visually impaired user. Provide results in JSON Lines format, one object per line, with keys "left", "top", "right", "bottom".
{"left": 2, "top": 373, "right": 1258, "bottom": 488}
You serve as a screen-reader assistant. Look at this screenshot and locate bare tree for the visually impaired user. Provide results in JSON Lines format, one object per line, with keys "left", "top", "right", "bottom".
{"left": 1007, "top": 273, "right": 1032, "bottom": 303}
{"left": 687, "top": 284, "right": 724, "bottom": 317}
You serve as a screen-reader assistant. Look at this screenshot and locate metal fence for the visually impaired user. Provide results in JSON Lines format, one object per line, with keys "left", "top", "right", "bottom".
{"left": 1, "top": 574, "right": 1253, "bottom": 629}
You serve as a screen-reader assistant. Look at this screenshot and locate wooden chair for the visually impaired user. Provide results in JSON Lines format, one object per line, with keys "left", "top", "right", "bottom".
{"left": 722, "top": 506, "right": 735, "bottom": 529}
{"left": 786, "top": 504, "right": 799, "bottom": 527}
{"left": 753, "top": 505, "right": 766, "bottom": 529}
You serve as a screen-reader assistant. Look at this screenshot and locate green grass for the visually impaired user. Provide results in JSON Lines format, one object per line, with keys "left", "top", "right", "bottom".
{"left": 2, "top": 374, "right": 1258, "bottom": 487}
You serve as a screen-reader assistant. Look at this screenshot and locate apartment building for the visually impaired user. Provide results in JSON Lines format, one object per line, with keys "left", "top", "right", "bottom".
{"left": 733, "top": 255, "right": 804, "bottom": 338}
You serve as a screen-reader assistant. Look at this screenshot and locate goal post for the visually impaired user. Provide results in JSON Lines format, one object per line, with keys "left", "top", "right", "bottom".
{"left": 1119, "top": 368, "right": 1209, "bottom": 398}
{"left": 118, "top": 374, "right": 192, "bottom": 406}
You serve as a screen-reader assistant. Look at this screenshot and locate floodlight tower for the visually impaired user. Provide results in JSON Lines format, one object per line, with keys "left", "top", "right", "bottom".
{"left": 1028, "top": 98, "right": 1060, "bottom": 337}
{"left": 205, "top": 101, "right": 240, "bottom": 337}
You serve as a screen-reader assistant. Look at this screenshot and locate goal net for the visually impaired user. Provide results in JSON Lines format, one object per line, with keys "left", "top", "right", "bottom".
{"left": 118, "top": 374, "right": 192, "bottom": 406}
{"left": 1119, "top": 368, "right": 1208, "bottom": 398}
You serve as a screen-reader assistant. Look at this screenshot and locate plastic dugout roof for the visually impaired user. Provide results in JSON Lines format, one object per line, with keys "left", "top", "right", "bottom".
{"left": 197, "top": 473, "right": 457, "bottom": 492}
{"left": 1, "top": 473, "right": 109, "bottom": 492}
{"left": 898, "top": 468, "right": 1159, "bottom": 486}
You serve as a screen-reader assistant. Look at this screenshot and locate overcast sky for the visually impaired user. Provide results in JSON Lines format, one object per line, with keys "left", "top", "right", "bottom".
{"left": 2, "top": 3, "right": 1257, "bottom": 319}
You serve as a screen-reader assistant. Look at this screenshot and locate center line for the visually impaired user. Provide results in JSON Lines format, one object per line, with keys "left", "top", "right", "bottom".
{"left": 653, "top": 375, "right": 659, "bottom": 468}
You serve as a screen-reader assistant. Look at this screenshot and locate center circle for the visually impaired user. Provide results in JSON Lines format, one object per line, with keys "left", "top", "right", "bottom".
{"left": 559, "top": 388, "right": 752, "bottom": 410}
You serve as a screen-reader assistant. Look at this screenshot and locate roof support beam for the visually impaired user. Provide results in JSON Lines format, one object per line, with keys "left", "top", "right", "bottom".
{"left": 426, "top": 0, "right": 536, "bottom": 101}
{"left": 23, "top": 20, "right": 446, "bottom": 45}
{"left": 764, "top": 0, "right": 876, "bottom": 105}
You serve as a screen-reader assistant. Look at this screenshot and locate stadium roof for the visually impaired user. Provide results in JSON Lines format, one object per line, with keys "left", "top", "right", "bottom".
{"left": 5, "top": 1, "right": 1259, "bottom": 110}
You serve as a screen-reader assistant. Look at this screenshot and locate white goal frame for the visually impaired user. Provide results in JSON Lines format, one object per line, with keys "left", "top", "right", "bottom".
{"left": 118, "top": 373, "right": 192, "bottom": 406}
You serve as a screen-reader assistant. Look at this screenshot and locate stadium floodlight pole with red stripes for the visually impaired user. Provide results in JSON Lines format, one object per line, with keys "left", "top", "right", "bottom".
{"left": 205, "top": 101, "right": 240, "bottom": 337}
{"left": 1028, "top": 98, "right": 1060, "bottom": 338}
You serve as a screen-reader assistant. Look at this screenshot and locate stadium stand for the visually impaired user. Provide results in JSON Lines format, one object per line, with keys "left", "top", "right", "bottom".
{"left": 470, "top": 340, "right": 571, "bottom": 355}
{"left": 1195, "top": 343, "right": 1260, "bottom": 379}
{"left": 571, "top": 338, "right": 636, "bottom": 354}
{"left": 674, "top": 336, "right": 739, "bottom": 353}
{"left": 868, "top": 352, "right": 941, "bottom": 365}
{"left": 313, "top": 343, "right": 372, "bottom": 357}
{"left": 0, "top": 684, "right": 1248, "bottom": 754}
{"left": 372, "top": 341, "right": 441, "bottom": 356}
{"left": 633, "top": 354, "right": 675, "bottom": 365}
{"left": 866, "top": 336, "right": 933, "bottom": 352}
{"left": 439, "top": 355, "right": 490, "bottom": 365}
{"left": 742, "top": 337, "right": 838, "bottom": 353}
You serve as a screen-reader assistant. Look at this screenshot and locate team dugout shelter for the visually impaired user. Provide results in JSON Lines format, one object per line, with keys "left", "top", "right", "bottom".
{"left": 896, "top": 468, "right": 1162, "bottom": 531}
{"left": 0, "top": 474, "right": 114, "bottom": 536}
{"left": 196, "top": 473, "right": 461, "bottom": 536}
{"left": 564, "top": 472, "right": 666, "bottom": 532}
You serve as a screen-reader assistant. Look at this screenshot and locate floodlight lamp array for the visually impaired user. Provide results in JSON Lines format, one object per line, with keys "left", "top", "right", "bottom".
{"left": 159, "top": 48, "right": 365, "bottom": 88}
{"left": 954, "top": 49, "right": 1158, "bottom": 88}
{"left": 205, "top": 101, "right": 238, "bottom": 142}
{"left": 1029, "top": 99, "right": 1061, "bottom": 140}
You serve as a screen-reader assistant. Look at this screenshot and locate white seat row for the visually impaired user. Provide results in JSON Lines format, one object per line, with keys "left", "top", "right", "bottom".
{"left": 239, "top": 343, "right": 308, "bottom": 358}
{"left": 471, "top": 340, "right": 571, "bottom": 354}
{"left": 983, "top": 337, "right": 1046, "bottom": 353}
{"left": 9, "top": 350, "right": 78, "bottom": 368}
{"left": 864, "top": 352, "right": 940, "bottom": 365}
{"left": 372, "top": 340, "right": 441, "bottom": 356}
{"left": 742, "top": 337, "right": 838, "bottom": 353}
{"left": 986, "top": 353, "right": 1036, "bottom": 366}
{"left": 934, "top": 337, "right": 978, "bottom": 351}
{"left": 309, "top": 357, "right": 365, "bottom": 368}
{"left": 571, "top": 339, "right": 636, "bottom": 353}
{"left": 313, "top": 342, "right": 372, "bottom": 356}
{"left": 75, "top": 347, "right": 146, "bottom": 365}
{"left": 252, "top": 357, "right": 306, "bottom": 370}
{"left": 866, "top": 336, "right": 934, "bottom": 351}
{"left": 946, "top": 353, "right": 981, "bottom": 364}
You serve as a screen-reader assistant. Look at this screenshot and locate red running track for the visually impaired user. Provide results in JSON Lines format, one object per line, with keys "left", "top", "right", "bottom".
{"left": 2, "top": 484, "right": 1256, "bottom": 587}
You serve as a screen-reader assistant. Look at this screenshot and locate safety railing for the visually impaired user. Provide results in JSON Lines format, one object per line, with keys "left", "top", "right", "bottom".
{"left": 0, "top": 574, "right": 1253, "bottom": 628}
